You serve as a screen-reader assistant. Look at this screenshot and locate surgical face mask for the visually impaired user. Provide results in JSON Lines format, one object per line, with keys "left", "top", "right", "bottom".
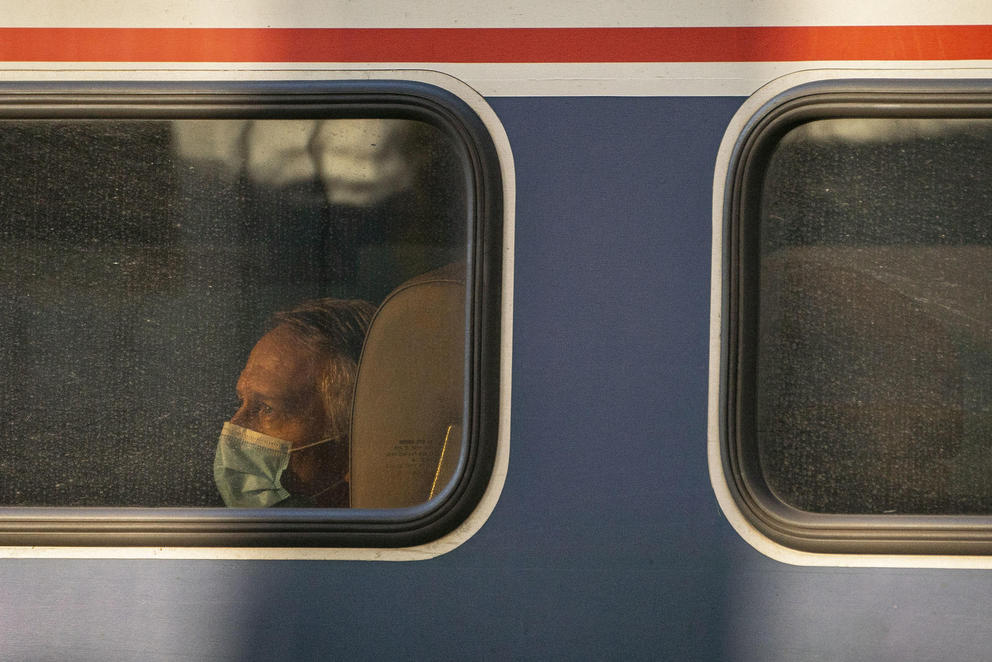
{"left": 213, "top": 421, "right": 334, "bottom": 508}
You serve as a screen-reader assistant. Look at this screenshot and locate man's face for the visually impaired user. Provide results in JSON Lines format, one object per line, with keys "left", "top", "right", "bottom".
{"left": 230, "top": 324, "right": 329, "bottom": 447}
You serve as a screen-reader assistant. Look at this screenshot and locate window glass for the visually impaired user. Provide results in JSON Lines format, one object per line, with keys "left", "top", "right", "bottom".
{"left": 0, "top": 115, "right": 470, "bottom": 509}
{"left": 753, "top": 117, "right": 992, "bottom": 515}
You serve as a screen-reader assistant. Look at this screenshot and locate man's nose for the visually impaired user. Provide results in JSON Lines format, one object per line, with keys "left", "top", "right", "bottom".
{"left": 229, "top": 404, "right": 251, "bottom": 428}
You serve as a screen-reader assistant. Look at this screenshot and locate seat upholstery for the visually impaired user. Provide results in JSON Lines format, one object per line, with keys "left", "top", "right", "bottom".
{"left": 349, "top": 262, "right": 466, "bottom": 508}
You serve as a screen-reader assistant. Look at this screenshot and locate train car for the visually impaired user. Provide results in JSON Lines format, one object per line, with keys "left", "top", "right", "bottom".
{"left": 0, "top": 1, "right": 991, "bottom": 659}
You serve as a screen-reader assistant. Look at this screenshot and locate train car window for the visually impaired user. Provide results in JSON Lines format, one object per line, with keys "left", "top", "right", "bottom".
{"left": 0, "top": 82, "right": 503, "bottom": 548}
{"left": 719, "top": 84, "right": 992, "bottom": 555}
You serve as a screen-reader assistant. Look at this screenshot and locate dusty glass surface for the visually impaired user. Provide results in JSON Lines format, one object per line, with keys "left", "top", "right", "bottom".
{"left": 755, "top": 118, "right": 992, "bottom": 514}
{"left": 0, "top": 118, "right": 468, "bottom": 507}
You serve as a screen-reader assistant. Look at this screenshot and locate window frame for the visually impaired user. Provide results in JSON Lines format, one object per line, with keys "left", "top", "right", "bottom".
{"left": 710, "top": 74, "right": 992, "bottom": 562}
{"left": 0, "top": 75, "right": 509, "bottom": 553}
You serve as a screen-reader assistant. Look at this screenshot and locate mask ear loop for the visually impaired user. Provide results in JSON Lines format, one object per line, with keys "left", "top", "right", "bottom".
{"left": 288, "top": 436, "right": 341, "bottom": 453}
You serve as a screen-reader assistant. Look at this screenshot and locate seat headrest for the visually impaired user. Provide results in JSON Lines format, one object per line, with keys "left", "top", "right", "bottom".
{"left": 349, "top": 262, "right": 466, "bottom": 508}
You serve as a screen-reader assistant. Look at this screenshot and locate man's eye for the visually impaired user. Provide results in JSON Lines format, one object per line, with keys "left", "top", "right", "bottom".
{"left": 259, "top": 403, "right": 275, "bottom": 416}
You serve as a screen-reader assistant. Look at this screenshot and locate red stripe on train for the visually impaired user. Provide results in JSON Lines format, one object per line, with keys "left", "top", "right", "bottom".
{"left": 0, "top": 26, "right": 990, "bottom": 62}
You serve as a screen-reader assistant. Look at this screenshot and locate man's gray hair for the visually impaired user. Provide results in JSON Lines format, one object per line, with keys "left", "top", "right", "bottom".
{"left": 269, "top": 298, "right": 375, "bottom": 440}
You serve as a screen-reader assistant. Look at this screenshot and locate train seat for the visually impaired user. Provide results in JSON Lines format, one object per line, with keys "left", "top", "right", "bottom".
{"left": 349, "top": 263, "right": 466, "bottom": 508}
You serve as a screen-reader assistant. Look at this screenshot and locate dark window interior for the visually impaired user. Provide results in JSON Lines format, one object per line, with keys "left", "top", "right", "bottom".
{"left": 750, "top": 116, "right": 992, "bottom": 516}
{"left": 0, "top": 116, "right": 467, "bottom": 507}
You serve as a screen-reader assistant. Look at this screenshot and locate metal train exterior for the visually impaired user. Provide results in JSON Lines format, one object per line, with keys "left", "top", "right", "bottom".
{"left": 2, "top": 2, "right": 992, "bottom": 659}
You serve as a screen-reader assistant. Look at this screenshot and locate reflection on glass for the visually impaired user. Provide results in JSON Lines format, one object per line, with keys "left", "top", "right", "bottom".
{"left": 0, "top": 118, "right": 468, "bottom": 507}
{"left": 755, "top": 118, "right": 992, "bottom": 515}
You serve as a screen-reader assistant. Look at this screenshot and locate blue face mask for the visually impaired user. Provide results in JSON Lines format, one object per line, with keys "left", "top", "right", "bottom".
{"left": 213, "top": 422, "right": 333, "bottom": 508}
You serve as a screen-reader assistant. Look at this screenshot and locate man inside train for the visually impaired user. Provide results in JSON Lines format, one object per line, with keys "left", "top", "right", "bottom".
{"left": 213, "top": 297, "right": 375, "bottom": 508}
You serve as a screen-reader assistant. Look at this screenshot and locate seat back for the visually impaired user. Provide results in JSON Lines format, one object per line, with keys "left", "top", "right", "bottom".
{"left": 349, "top": 263, "right": 466, "bottom": 508}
